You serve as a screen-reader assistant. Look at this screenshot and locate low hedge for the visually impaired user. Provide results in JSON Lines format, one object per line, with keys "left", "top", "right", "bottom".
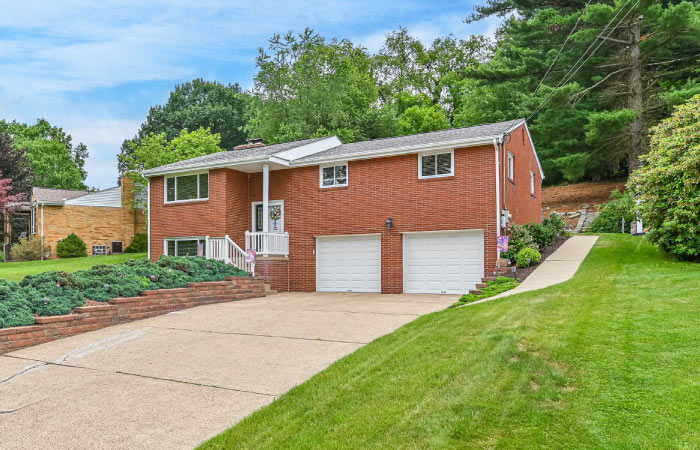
{"left": 0, "top": 256, "right": 249, "bottom": 328}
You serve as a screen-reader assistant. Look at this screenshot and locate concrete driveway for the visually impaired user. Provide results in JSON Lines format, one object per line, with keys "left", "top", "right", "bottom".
{"left": 0, "top": 292, "right": 454, "bottom": 450}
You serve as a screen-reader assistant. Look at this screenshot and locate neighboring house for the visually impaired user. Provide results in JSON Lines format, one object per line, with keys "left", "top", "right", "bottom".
{"left": 31, "top": 177, "right": 146, "bottom": 257}
{"left": 144, "top": 119, "right": 543, "bottom": 294}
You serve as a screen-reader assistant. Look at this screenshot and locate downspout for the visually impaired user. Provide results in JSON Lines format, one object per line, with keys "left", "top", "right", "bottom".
{"left": 147, "top": 178, "right": 151, "bottom": 260}
{"left": 40, "top": 202, "right": 44, "bottom": 260}
{"left": 493, "top": 139, "right": 501, "bottom": 238}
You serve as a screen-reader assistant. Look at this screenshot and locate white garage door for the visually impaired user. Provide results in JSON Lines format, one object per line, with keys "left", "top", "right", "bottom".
{"left": 403, "top": 231, "right": 484, "bottom": 294}
{"left": 316, "top": 235, "right": 381, "bottom": 292}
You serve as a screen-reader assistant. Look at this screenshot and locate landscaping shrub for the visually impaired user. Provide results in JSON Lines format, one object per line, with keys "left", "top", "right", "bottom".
{"left": 157, "top": 255, "right": 248, "bottom": 281}
{"left": 20, "top": 271, "right": 85, "bottom": 315}
{"left": 10, "top": 235, "right": 48, "bottom": 261}
{"left": 589, "top": 189, "right": 635, "bottom": 233}
{"left": 453, "top": 276, "right": 519, "bottom": 306}
{"left": 543, "top": 213, "right": 566, "bottom": 237}
{"left": 502, "top": 224, "right": 537, "bottom": 261}
{"left": 56, "top": 233, "right": 87, "bottom": 258}
{"left": 524, "top": 222, "right": 556, "bottom": 251}
{"left": 0, "top": 256, "right": 249, "bottom": 327}
{"left": 629, "top": 94, "right": 700, "bottom": 260}
{"left": 72, "top": 265, "right": 152, "bottom": 301}
{"left": 125, "top": 233, "right": 147, "bottom": 253}
{"left": 516, "top": 247, "right": 542, "bottom": 268}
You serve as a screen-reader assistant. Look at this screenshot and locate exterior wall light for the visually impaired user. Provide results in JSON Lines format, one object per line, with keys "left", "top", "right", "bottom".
{"left": 386, "top": 217, "right": 393, "bottom": 229}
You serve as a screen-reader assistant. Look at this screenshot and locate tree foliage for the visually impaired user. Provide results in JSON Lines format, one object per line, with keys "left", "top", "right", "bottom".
{"left": 248, "top": 28, "right": 392, "bottom": 144}
{"left": 459, "top": 0, "right": 700, "bottom": 183}
{"left": 0, "top": 119, "right": 88, "bottom": 190}
{"left": 118, "top": 79, "right": 249, "bottom": 176}
{"left": 0, "top": 133, "right": 33, "bottom": 200}
{"left": 629, "top": 94, "right": 700, "bottom": 260}
{"left": 119, "top": 127, "right": 224, "bottom": 206}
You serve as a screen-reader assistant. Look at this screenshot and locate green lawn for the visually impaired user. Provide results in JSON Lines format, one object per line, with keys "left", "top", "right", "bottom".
{"left": 198, "top": 234, "right": 700, "bottom": 449}
{"left": 0, "top": 253, "right": 147, "bottom": 282}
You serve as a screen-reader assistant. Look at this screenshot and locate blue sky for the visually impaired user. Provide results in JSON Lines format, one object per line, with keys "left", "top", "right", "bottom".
{"left": 0, "top": 0, "right": 499, "bottom": 189}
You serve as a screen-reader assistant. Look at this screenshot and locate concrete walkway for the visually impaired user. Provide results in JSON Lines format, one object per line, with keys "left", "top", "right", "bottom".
{"left": 468, "top": 235, "right": 599, "bottom": 306}
{"left": 0, "top": 292, "right": 455, "bottom": 450}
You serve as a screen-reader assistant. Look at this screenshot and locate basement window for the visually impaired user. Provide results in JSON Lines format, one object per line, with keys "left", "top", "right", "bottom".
{"left": 165, "top": 172, "right": 209, "bottom": 203}
{"left": 165, "top": 238, "right": 205, "bottom": 257}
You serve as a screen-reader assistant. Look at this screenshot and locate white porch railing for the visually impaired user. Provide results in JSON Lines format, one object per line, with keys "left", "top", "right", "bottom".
{"left": 206, "top": 235, "right": 255, "bottom": 275}
{"left": 245, "top": 231, "right": 289, "bottom": 257}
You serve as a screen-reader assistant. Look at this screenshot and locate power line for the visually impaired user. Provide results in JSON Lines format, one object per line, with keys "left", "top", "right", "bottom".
{"left": 535, "top": 0, "right": 593, "bottom": 94}
{"left": 527, "top": 0, "right": 639, "bottom": 121}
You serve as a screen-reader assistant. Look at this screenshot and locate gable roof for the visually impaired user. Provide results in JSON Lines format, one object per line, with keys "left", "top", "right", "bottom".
{"left": 143, "top": 119, "right": 543, "bottom": 178}
{"left": 33, "top": 187, "right": 88, "bottom": 204}
{"left": 143, "top": 137, "right": 332, "bottom": 175}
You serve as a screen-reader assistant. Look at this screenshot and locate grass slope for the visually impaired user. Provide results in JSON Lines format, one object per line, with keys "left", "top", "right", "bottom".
{"left": 199, "top": 235, "right": 700, "bottom": 449}
{"left": 0, "top": 253, "right": 147, "bottom": 282}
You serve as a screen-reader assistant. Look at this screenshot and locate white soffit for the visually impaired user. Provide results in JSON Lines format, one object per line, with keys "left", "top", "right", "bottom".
{"left": 272, "top": 136, "right": 342, "bottom": 162}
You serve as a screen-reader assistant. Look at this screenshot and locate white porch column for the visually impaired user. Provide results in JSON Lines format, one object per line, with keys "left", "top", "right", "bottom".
{"left": 262, "top": 163, "right": 269, "bottom": 234}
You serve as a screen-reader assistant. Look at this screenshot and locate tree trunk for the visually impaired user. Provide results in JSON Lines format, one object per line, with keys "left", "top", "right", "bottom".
{"left": 627, "top": 15, "right": 647, "bottom": 171}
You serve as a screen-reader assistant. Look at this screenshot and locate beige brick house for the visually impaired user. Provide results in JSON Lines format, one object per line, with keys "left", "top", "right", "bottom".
{"left": 31, "top": 177, "right": 146, "bottom": 258}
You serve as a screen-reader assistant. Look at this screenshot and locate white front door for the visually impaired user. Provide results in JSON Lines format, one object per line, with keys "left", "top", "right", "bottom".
{"left": 316, "top": 235, "right": 381, "bottom": 293}
{"left": 403, "top": 230, "right": 484, "bottom": 294}
{"left": 252, "top": 201, "right": 284, "bottom": 233}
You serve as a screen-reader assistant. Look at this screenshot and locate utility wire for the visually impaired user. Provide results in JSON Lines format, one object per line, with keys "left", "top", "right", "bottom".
{"left": 535, "top": 0, "right": 593, "bottom": 94}
{"left": 527, "top": 0, "right": 639, "bottom": 121}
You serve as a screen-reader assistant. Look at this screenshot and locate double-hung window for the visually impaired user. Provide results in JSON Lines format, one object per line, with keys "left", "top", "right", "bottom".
{"left": 530, "top": 170, "right": 536, "bottom": 196}
{"left": 419, "top": 151, "right": 453, "bottom": 178}
{"left": 165, "top": 238, "right": 206, "bottom": 257}
{"left": 507, "top": 152, "right": 515, "bottom": 180}
{"left": 320, "top": 163, "right": 348, "bottom": 188}
{"left": 165, "top": 172, "right": 209, "bottom": 203}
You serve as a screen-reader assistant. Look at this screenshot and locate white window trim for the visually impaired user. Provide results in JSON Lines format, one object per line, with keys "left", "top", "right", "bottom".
{"left": 164, "top": 236, "right": 206, "bottom": 257}
{"left": 250, "top": 200, "right": 285, "bottom": 232}
{"left": 164, "top": 171, "right": 210, "bottom": 204}
{"left": 319, "top": 162, "right": 349, "bottom": 188}
{"left": 418, "top": 149, "right": 454, "bottom": 179}
{"left": 507, "top": 152, "right": 515, "bottom": 180}
{"left": 30, "top": 206, "right": 37, "bottom": 235}
{"left": 530, "top": 170, "right": 536, "bottom": 195}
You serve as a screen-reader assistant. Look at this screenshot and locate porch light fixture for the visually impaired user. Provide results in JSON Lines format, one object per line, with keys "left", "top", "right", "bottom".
{"left": 386, "top": 217, "right": 393, "bottom": 230}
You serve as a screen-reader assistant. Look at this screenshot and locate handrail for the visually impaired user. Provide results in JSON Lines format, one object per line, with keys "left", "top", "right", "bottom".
{"left": 205, "top": 235, "right": 255, "bottom": 275}
{"left": 245, "top": 231, "right": 289, "bottom": 257}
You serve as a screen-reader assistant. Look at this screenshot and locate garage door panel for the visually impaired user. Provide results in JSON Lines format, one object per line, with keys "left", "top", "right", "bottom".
{"left": 317, "top": 235, "right": 381, "bottom": 293}
{"left": 403, "top": 231, "right": 484, "bottom": 295}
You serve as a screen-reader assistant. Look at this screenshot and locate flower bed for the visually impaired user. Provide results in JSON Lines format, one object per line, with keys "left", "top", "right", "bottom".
{"left": 0, "top": 256, "right": 248, "bottom": 329}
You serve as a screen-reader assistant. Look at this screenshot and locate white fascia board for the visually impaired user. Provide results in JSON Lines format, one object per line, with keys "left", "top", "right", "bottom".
{"left": 272, "top": 136, "right": 342, "bottom": 162}
{"left": 288, "top": 136, "right": 498, "bottom": 167}
{"left": 523, "top": 121, "right": 545, "bottom": 180}
{"left": 504, "top": 120, "right": 545, "bottom": 180}
{"left": 37, "top": 201, "right": 64, "bottom": 206}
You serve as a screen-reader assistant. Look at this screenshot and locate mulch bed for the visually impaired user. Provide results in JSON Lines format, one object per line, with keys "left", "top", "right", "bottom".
{"left": 508, "top": 235, "right": 571, "bottom": 282}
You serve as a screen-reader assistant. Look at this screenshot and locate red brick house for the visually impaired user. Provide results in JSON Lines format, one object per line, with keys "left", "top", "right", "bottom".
{"left": 144, "top": 119, "right": 543, "bottom": 294}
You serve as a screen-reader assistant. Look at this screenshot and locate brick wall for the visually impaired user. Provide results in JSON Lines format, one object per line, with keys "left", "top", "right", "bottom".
{"left": 502, "top": 124, "right": 543, "bottom": 225}
{"left": 0, "top": 277, "right": 264, "bottom": 355}
{"left": 150, "top": 145, "right": 503, "bottom": 293}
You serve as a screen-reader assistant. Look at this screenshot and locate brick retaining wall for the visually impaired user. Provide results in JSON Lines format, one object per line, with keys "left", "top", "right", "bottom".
{"left": 0, "top": 276, "right": 265, "bottom": 355}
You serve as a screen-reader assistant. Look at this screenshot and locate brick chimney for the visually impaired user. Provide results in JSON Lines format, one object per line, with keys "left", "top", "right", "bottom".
{"left": 233, "top": 138, "right": 265, "bottom": 151}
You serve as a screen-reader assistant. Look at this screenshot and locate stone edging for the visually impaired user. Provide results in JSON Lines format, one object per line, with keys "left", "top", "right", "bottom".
{"left": 0, "top": 276, "right": 265, "bottom": 355}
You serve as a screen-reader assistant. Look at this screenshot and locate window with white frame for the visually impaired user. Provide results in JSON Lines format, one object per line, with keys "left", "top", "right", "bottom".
{"left": 320, "top": 163, "right": 348, "bottom": 187}
{"left": 165, "top": 238, "right": 206, "bottom": 257}
{"left": 30, "top": 206, "right": 37, "bottom": 234}
{"left": 507, "top": 152, "right": 515, "bottom": 180}
{"left": 419, "top": 151, "right": 453, "bottom": 178}
{"left": 165, "top": 172, "right": 209, "bottom": 203}
{"left": 530, "top": 170, "right": 536, "bottom": 195}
